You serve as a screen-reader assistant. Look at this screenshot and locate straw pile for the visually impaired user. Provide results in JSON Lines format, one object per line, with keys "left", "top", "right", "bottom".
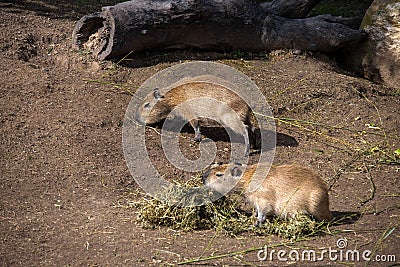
{"left": 135, "top": 178, "right": 327, "bottom": 240}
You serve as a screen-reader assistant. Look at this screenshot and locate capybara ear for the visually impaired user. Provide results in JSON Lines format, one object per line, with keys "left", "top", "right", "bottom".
{"left": 153, "top": 87, "right": 164, "bottom": 99}
{"left": 230, "top": 166, "right": 242, "bottom": 177}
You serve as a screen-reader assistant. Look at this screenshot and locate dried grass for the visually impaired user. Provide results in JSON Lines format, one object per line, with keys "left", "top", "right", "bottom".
{"left": 135, "top": 178, "right": 327, "bottom": 240}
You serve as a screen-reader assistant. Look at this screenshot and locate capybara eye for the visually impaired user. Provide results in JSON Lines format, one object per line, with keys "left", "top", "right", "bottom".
{"left": 216, "top": 172, "right": 224, "bottom": 177}
{"left": 144, "top": 102, "right": 150, "bottom": 108}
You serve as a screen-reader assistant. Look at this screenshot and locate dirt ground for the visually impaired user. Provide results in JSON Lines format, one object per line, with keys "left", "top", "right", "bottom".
{"left": 0, "top": 1, "right": 399, "bottom": 266}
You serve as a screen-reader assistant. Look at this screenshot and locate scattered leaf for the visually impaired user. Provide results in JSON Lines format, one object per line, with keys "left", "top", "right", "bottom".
{"left": 382, "top": 226, "right": 396, "bottom": 240}
{"left": 365, "top": 123, "right": 381, "bottom": 130}
{"left": 370, "top": 146, "right": 380, "bottom": 153}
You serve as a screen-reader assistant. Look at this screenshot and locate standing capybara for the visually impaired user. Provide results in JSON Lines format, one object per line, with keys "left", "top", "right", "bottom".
{"left": 202, "top": 162, "right": 333, "bottom": 226}
{"left": 135, "top": 76, "right": 254, "bottom": 155}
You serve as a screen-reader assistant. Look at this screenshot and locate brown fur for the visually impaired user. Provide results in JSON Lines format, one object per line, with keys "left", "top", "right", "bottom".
{"left": 136, "top": 81, "right": 252, "bottom": 126}
{"left": 202, "top": 163, "right": 333, "bottom": 226}
{"left": 135, "top": 77, "right": 254, "bottom": 154}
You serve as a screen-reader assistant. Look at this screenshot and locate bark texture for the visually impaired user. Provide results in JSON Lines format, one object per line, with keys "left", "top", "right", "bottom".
{"left": 72, "top": 0, "right": 366, "bottom": 60}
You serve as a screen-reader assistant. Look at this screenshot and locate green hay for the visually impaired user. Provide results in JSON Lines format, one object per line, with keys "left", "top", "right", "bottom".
{"left": 135, "top": 178, "right": 328, "bottom": 240}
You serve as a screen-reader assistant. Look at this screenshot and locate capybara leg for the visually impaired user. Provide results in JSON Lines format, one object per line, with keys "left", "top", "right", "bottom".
{"left": 254, "top": 203, "right": 266, "bottom": 227}
{"left": 243, "top": 127, "right": 250, "bottom": 156}
{"left": 190, "top": 120, "right": 202, "bottom": 142}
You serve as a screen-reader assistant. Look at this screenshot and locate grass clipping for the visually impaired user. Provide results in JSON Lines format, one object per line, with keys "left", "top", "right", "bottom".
{"left": 136, "top": 179, "right": 327, "bottom": 240}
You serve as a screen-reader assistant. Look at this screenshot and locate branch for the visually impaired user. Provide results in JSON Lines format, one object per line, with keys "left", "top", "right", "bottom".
{"left": 260, "top": 0, "right": 322, "bottom": 18}
{"left": 261, "top": 14, "right": 367, "bottom": 52}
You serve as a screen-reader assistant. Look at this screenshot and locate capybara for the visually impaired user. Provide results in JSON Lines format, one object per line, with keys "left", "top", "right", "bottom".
{"left": 135, "top": 76, "right": 254, "bottom": 155}
{"left": 202, "top": 162, "right": 333, "bottom": 226}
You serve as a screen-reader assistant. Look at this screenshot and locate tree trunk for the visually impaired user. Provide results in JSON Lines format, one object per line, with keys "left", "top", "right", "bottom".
{"left": 72, "top": 0, "right": 366, "bottom": 60}
{"left": 260, "top": 0, "right": 322, "bottom": 18}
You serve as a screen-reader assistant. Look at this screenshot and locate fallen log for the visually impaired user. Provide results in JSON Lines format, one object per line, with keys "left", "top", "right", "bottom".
{"left": 72, "top": 0, "right": 366, "bottom": 60}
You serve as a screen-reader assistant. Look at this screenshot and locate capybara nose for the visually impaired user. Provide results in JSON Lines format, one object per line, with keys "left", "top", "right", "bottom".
{"left": 134, "top": 113, "right": 145, "bottom": 126}
{"left": 202, "top": 170, "right": 210, "bottom": 184}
